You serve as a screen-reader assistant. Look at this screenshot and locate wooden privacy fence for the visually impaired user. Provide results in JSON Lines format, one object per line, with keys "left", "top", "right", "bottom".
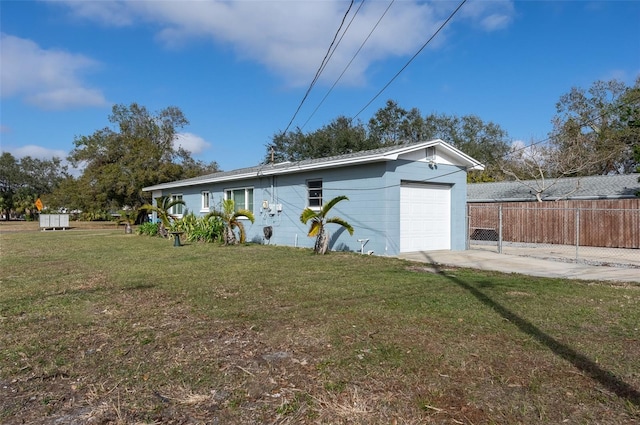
{"left": 468, "top": 199, "right": 640, "bottom": 249}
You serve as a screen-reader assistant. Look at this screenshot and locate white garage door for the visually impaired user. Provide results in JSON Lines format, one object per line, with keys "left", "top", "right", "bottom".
{"left": 400, "top": 182, "right": 451, "bottom": 252}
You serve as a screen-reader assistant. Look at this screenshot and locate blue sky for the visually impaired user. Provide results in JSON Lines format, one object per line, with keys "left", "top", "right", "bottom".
{"left": 1, "top": 0, "right": 639, "bottom": 172}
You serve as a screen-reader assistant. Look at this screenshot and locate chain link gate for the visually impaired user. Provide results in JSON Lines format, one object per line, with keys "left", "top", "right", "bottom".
{"left": 467, "top": 204, "right": 640, "bottom": 268}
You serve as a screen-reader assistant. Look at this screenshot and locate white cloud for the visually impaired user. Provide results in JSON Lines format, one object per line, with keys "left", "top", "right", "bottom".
{"left": 602, "top": 69, "right": 640, "bottom": 85}
{"left": 57, "top": 0, "right": 135, "bottom": 26}
{"left": 52, "top": 0, "right": 515, "bottom": 87}
{"left": 480, "top": 13, "right": 512, "bottom": 31}
{"left": 6, "top": 144, "right": 84, "bottom": 176}
{"left": 0, "top": 33, "right": 107, "bottom": 110}
{"left": 9, "top": 144, "right": 68, "bottom": 160}
{"left": 460, "top": 0, "right": 515, "bottom": 31}
{"left": 173, "top": 132, "right": 211, "bottom": 155}
{"left": 509, "top": 140, "right": 547, "bottom": 163}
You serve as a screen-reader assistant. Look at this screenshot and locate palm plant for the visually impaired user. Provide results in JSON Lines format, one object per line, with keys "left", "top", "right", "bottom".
{"left": 300, "top": 195, "right": 353, "bottom": 254}
{"left": 117, "top": 209, "right": 137, "bottom": 234}
{"left": 205, "top": 199, "right": 255, "bottom": 245}
{"left": 171, "top": 212, "right": 224, "bottom": 243}
{"left": 139, "top": 196, "right": 186, "bottom": 238}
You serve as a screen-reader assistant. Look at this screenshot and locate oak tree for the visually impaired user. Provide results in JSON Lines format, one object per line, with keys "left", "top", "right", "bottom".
{"left": 550, "top": 78, "right": 640, "bottom": 175}
{"left": 0, "top": 152, "right": 68, "bottom": 220}
{"left": 66, "top": 103, "right": 219, "bottom": 213}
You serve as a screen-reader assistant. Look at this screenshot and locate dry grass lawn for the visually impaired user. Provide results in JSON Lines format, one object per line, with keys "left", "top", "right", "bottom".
{"left": 1, "top": 221, "right": 639, "bottom": 424}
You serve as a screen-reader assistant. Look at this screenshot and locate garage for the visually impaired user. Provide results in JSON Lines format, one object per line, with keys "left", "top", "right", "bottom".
{"left": 145, "top": 140, "right": 482, "bottom": 255}
{"left": 400, "top": 182, "right": 451, "bottom": 252}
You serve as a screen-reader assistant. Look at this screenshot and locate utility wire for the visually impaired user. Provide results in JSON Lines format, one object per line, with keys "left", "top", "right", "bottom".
{"left": 314, "top": 0, "right": 366, "bottom": 87}
{"left": 302, "top": 0, "right": 393, "bottom": 130}
{"left": 322, "top": 92, "right": 640, "bottom": 192}
{"left": 282, "top": 0, "right": 355, "bottom": 135}
{"left": 505, "top": 92, "right": 640, "bottom": 157}
{"left": 353, "top": 0, "right": 468, "bottom": 120}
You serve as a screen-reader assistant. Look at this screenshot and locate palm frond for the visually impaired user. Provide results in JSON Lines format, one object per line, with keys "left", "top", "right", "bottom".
{"left": 139, "top": 196, "right": 185, "bottom": 228}
{"left": 326, "top": 217, "right": 354, "bottom": 235}
{"left": 221, "top": 199, "right": 235, "bottom": 215}
{"left": 321, "top": 195, "right": 349, "bottom": 216}
{"left": 300, "top": 207, "right": 319, "bottom": 224}
{"left": 233, "top": 209, "right": 255, "bottom": 223}
{"left": 204, "top": 210, "right": 224, "bottom": 220}
{"left": 307, "top": 221, "right": 322, "bottom": 237}
{"left": 236, "top": 221, "right": 247, "bottom": 243}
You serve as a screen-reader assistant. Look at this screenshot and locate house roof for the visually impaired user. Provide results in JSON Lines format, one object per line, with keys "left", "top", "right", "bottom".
{"left": 468, "top": 174, "right": 640, "bottom": 202}
{"left": 143, "top": 139, "right": 484, "bottom": 192}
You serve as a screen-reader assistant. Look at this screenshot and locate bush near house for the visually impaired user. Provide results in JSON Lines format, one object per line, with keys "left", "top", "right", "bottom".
{"left": 170, "top": 212, "right": 224, "bottom": 243}
{"left": 136, "top": 221, "right": 159, "bottom": 236}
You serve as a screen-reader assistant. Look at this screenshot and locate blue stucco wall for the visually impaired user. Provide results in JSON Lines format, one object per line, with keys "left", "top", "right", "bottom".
{"left": 159, "top": 159, "right": 468, "bottom": 255}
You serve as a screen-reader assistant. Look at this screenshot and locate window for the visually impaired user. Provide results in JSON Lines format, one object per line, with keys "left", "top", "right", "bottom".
{"left": 201, "top": 191, "right": 210, "bottom": 211}
{"left": 224, "top": 187, "right": 254, "bottom": 213}
{"left": 307, "top": 179, "right": 322, "bottom": 208}
{"left": 171, "top": 194, "right": 184, "bottom": 215}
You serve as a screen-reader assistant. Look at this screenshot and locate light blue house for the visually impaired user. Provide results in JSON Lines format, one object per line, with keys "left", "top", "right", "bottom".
{"left": 142, "top": 139, "right": 484, "bottom": 256}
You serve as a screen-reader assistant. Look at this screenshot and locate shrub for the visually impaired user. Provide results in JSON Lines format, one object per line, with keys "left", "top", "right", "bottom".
{"left": 170, "top": 213, "right": 224, "bottom": 243}
{"left": 136, "top": 221, "right": 159, "bottom": 236}
{"left": 80, "top": 210, "right": 111, "bottom": 221}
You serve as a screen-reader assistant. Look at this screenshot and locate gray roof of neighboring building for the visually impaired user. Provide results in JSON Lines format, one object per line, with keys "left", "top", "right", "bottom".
{"left": 468, "top": 174, "right": 640, "bottom": 202}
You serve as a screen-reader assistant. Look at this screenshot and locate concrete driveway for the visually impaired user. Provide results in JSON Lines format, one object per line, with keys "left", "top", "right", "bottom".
{"left": 399, "top": 248, "right": 640, "bottom": 284}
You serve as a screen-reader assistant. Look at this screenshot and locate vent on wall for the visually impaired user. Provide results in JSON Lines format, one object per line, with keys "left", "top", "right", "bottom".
{"left": 426, "top": 146, "right": 436, "bottom": 164}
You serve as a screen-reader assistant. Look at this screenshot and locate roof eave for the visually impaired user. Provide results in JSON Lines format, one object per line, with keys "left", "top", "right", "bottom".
{"left": 142, "top": 155, "right": 397, "bottom": 192}
{"left": 143, "top": 139, "right": 486, "bottom": 192}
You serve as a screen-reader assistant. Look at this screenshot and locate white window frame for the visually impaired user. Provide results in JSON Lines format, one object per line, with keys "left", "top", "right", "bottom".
{"left": 201, "top": 191, "right": 210, "bottom": 212}
{"left": 170, "top": 193, "right": 184, "bottom": 217}
{"left": 224, "top": 187, "right": 254, "bottom": 215}
{"left": 307, "top": 179, "right": 323, "bottom": 210}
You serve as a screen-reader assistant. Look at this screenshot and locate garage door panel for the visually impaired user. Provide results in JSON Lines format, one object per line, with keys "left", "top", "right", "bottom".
{"left": 400, "top": 183, "right": 451, "bottom": 252}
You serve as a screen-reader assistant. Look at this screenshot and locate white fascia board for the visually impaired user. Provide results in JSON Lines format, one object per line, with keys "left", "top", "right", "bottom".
{"left": 391, "top": 139, "right": 485, "bottom": 170}
{"left": 142, "top": 172, "right": 259, "bottom": 191}
{"left": 257, "top": 140, "right": 443, "bottom": 175}
{"left": 143, "top": 149, "right": 408, "bottom": 192}
{"left": 376, "top": 139, "right": 440, "bottom": 160}
{"left": 262, "top": 154, "right": 392, "bottom": 174}
{"left": 434, "top": 141, "right": 485, "bottom": 171}
{"left": 142, "top": 140, "right": 483, "bottom": 192}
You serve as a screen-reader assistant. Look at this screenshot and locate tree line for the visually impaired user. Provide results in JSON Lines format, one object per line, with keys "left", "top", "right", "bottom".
{"left": 266, "top": 101, "right": 512, "bottom": 182}
{"left": 1, "top": 104, "right": 220, "bottom": 221}
{"left": 1, "top": 78, "right": 638, "bottom": 220}
{"left": 267, "top": 78, "right": 640, "bottom": 184}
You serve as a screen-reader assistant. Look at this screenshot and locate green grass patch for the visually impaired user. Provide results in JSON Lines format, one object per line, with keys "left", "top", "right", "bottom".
{"left": 1, "top": 227, "right": 639, "bottom": 424}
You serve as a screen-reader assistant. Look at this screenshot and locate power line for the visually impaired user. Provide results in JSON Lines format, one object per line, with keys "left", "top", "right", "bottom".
{"left": 301, "top": 0, "right": 393, "bottom": 130}
{"left": 282, "top": 0, "right": 355, "bottom": 135}
{"left": 353, "top": 0, "right": 468, "bottom": 120}
{"left": 506, "top": 92, "right": 640, "bottom": 158}
{"left": 314, "top": 0, "right": 366, "bottom": 88}
{"left": 325, "top": 92, "right": 640, "bottom": 191}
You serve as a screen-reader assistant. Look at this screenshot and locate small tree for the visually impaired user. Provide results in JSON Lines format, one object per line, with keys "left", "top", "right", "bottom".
{"left": 117, "top": 209, "right": 137, "bottom": 234}
{"left": 140, "top": 196, "right": 185, "bottom": 238}
{"left": 500, "top": 139, "right": 612, "bottom": 202}
{"left": 300, "top": 195, "right": 354, "bottom": 255}
{"left": 205, "top": 199, "right": 255, "bottom": 245}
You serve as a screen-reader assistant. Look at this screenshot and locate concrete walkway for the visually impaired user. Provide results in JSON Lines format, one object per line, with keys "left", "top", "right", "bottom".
{"left": 399, "top": 248, "right": 640, "bottom": 284}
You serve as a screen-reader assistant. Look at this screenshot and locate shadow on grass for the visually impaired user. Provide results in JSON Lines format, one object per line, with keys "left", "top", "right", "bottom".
{"left": 421, "top": 253, "right": 640, "bottom": 407}
{"left": 122, "top": 283, "right": 156, "bottom": 291}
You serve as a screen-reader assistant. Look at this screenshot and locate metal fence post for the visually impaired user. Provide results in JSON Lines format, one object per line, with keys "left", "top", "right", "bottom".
{"left": 498, "top": 204, "right": 503, "bottom": 254}
{"left": 466, "top": 205, "right": 470, "bottom": 250}
{"left": 575, "top": 208, "right": 580, "bottom": 261}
